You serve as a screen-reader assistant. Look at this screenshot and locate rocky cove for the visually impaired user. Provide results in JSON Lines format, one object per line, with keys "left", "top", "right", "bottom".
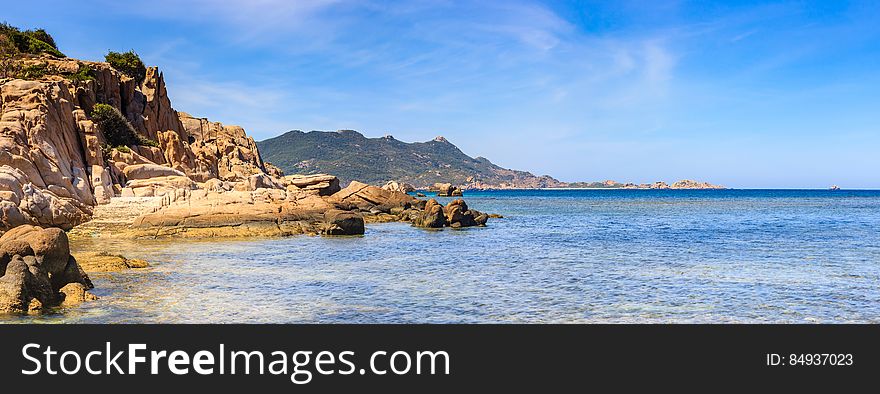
{"left": 0, "top": 53, "right": 490, "bottom": 315}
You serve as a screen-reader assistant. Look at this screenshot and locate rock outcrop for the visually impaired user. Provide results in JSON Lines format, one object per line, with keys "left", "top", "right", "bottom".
{"left": 178, "top": 112, "right": 267, "bottom": 182}
{"left": 433, "top": 183, "right": 463, "bottom": 197}
{"left": 130, "top": 188, "right": 333, "bottom": 237}
{"left": 1, "top": 35, "right": 497, "bottom": 315}
{"left": 123, "top": 180, "right": 490, "bottom": 237}
{"left": 282, "top": 174, "right": 341, "bottom": 196}
{"left": 0, "top": 56, "right": 275, "bottom": 232}
{"left": 0, "top": 55, "right": 493, "bottom": 241}
{"left": 0, "top": 225, "right": 94, "bottom": 314}
{"left": 330, "top": 181, "right": 418, "bottom": 213}
{"left": 413, "top": 199, "right": 446, "bottom": 228}
{"left": 382, "top": 181, "right": 414, "bottom": 193}
{"left": 411, "top": 198, "right": 487, "bottom": 229}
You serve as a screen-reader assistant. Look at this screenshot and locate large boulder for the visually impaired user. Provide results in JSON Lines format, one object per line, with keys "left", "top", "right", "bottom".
{"left": 330, "top": 181, "right": 417, "bottom": 213}
{"left": 202, "top": 178, "right": 228, "bottom": 192}
{"left": 59, "top": 283, "right": 99, "bottom": 307}
{"left": 382, "top": 181, "right": 415, "bottom": 193}
{"left": 284, "top": 174, "right": 341, "bottom": 196}
{"left": 0, "top": 225, "right": 94, "bottom": 314}
{"left": 433, "top": 182, "right": 463, "bottom": 197}
{"left": 413, "top": 199, "right": 446, "bottom": 228}
{"left": 443, "top": 199, "right": 477, "bottom": 228}
{"left": 0, "top": 256, "right": 38, "bottom": 314}
{"left": 411, "top": 198, "right": 487, "bottom": 229}
{"left": 322, "top": 209, "right": 365, "bottom": 235}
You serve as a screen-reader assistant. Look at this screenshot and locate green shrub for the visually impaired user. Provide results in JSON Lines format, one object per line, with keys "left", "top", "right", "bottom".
{"left": 0, "top": 59, "right": 90, "bottom": 81}
{"left": 18, "top": 62, "right": 50, "bottom": 79}
{"left": 23, "top": 37, "right": 64, "bottom": 57}
{"left": 91, "top": 104, "right": 157, "bottom": 150}
{"left": 0, "top": 22, "right": 20, "bottom": 56}
{"left": 0, "top": 35, "right": 16, "bottom": 56}
{"left": 137, "top": 136, "right": 159, "bottom": 147}
{"left": 26, "top": 29, "right": 56, "bottom": 49}
{"left": 0, "top": 22, "right": 64, "bottom": 57}
{"left": 0, "top": 56, "right": 15, "bottom": 78}
{"left": 91, "top": 104, "right": 140, "bottom": 147}
{"left": 66, "top": 63, "right": 94, "bottom": 82}
{"left": 105, "top": 50, "right": 146, "bottom": 83}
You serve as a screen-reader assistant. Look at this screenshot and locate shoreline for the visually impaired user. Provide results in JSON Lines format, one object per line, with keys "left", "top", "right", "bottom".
{"left": 10, "top": 189, "right": 880, "bottom": 324}
{"left": 434, "top": 187, "right": 879, "bottom": 191}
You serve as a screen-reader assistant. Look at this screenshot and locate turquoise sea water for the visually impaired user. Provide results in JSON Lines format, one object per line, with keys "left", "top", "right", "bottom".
{"left": 8, "top": 189, "right": 880, "bottom": 323}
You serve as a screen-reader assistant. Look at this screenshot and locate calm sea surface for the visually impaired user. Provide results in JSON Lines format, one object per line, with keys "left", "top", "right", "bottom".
{"left": 7, "top": 189, "right": 880, "bottom": 323}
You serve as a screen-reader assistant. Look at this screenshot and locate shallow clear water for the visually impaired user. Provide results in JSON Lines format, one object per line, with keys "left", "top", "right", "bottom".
{"left": 6, "top": 189, "right": 880, "bottom": 323}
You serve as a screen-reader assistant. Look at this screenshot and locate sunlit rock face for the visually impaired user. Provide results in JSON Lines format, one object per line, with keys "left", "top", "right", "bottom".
{"left": 0, "top": 56, "right": 272, "bottom": 232}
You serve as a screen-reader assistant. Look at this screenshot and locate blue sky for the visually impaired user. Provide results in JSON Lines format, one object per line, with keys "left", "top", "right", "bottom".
{"left": 6, "top": 0, "right": 879, "bottom": 188}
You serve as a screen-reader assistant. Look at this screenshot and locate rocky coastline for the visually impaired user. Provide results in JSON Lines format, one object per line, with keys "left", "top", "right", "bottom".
{"left": 0, "top": 26, "right": 715, "bottom": 316}
{"left": 0, "top": 50, "right": 491, "bottom": 315}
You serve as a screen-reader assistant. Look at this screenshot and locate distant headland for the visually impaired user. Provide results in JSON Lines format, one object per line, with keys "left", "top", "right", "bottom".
{"left": 257, "top": 130, "right": 724, "bottom": 190}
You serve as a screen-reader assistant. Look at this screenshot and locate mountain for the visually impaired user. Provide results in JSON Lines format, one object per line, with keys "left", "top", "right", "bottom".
{"left": 257, "top": 130, "right": 563, "bottom": 189}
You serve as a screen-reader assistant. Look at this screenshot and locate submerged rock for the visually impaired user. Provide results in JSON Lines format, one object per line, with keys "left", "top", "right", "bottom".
{"left": 73, "top": 251, "right": 150, "bottom": 272}
{"left": 59, "top": 283, "right": 98, "bottom": 307}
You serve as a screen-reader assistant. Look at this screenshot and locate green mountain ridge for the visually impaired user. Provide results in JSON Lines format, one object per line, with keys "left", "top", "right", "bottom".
{"left": 256, "top": 130, "right": 563, "bottom": 189}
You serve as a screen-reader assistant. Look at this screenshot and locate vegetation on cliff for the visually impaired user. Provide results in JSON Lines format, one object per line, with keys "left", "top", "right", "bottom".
{"left": 0, "top": 23, "right": 95, "bottom": 82}
{"left": 104, "top": 50, "right": 146, "bottom": 83}
{"left": 0, "top": 22, "right": 64, "bottom": 58}
{"left": 0, "top": 60, "right": 94, "bottom": 81}
{"left": 91, "top": 104, "right": 158, "bottom": 150}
